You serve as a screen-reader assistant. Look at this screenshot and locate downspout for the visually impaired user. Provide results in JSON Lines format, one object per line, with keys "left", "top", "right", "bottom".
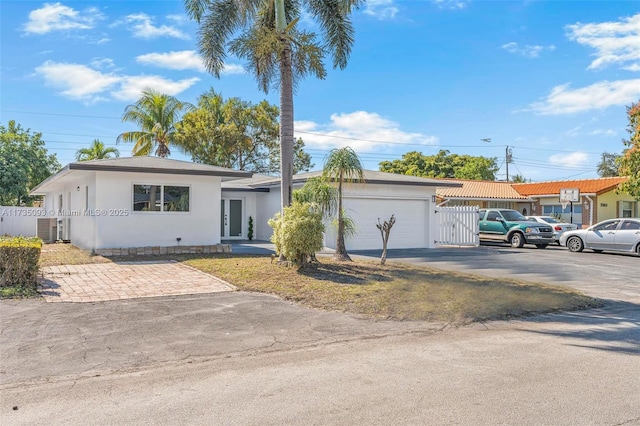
{"left": 585, "top": 195, "right": 594, "bottom": 226}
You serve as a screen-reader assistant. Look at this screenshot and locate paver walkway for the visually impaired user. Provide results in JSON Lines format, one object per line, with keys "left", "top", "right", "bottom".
{"left": 39, "top": 261, "right": 235, "bottom": 303}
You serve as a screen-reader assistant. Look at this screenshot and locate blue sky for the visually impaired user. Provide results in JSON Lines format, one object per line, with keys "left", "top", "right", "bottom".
{"left": 1, "top": 0, "right": 639, "bottom": 182}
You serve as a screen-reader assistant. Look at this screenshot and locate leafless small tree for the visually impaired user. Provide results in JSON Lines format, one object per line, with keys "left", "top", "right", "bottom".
{"left": 376, "top": 214, "right": 396, "bottom": 265}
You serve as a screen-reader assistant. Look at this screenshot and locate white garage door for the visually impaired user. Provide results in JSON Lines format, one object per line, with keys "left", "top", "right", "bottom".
{"left": 325, "top": 198, "right": 428, "bottom": 251}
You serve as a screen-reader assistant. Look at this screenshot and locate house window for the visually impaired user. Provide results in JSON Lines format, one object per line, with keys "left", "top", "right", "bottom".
{"left": 487, "top": 201, "right": 510, "bottom": 209}
{"left": 622, "top": 201, "right": 636, "bottom": 218}
{"left": 133, "top": 185, "right": 189, "bottom": 212}
{"left": 543, "top": 204, "right": 582, "bottom": 215}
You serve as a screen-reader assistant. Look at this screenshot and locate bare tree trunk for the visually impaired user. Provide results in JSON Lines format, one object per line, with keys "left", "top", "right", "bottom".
{"left": 377, "top": 215, "right": 396, "bottom": 265}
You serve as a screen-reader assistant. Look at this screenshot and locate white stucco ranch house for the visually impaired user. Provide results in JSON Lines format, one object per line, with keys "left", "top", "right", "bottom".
{"left": 28, "top": 157, "right": 462, "bottom": 254}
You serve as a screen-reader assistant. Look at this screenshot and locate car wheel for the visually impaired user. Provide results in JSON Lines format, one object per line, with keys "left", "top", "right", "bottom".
{"left": 593, "top": 249, "right": 603, "bottom": 253}
{"left": 635, "top": 243, "right": 640, "bottom": 255}
{"left": 567, "top": 236, "right": 584, "bottom": 253}
{"left": 509, "top": 232, "right": 525, "bottom": 248}
{"left": 536, "top": 244, "right": 548, "bottom": 249}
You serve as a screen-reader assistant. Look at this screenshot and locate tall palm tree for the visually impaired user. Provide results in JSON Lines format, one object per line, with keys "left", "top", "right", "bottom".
{"left": 116, "top": 89, "right": 193, "bottom": 158}
{"left": 184, "top": 0, "right": 362, "bottom": 211}
{"left": 75, "top": 139, "right": 120, "bottom": 161}
{"left": 322, "top": 146, "right": 364, "bottom": 261}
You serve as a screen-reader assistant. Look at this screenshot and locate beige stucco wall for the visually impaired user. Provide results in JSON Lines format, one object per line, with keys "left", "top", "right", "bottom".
{"left": 597, "top": 190, "right": 639, "bottom": 220}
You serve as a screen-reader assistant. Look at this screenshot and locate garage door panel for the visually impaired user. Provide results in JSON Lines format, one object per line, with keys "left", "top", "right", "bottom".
{"left": 341, "top": 198, "right": 427, "bottom": 250}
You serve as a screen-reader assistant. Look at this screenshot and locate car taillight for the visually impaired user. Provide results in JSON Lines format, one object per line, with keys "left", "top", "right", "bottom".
{"left": 554, "top": 226, "right": 562, "bottom": 231}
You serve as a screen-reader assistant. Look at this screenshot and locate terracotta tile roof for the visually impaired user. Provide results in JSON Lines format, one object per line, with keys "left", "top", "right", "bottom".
{"left": 512, "top": 177, "right": 628, "bottom": 196}
{"left": 436, "top": 179, "right": 531, "bottom": 200}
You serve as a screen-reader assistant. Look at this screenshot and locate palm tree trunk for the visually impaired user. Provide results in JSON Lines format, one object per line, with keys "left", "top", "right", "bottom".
{"left": 279, "top": 43, "right": 294, "bottom": 210}
{"left": 335, "top": 171, "right": 351, "bottom": 261}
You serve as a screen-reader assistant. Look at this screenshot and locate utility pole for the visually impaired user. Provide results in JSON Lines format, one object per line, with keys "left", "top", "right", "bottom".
{"left": 505, "top": 146, "right": 513, "bottom": 181}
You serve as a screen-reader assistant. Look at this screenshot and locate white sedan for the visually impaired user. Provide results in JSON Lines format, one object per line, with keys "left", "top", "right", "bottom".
{"left": 525, "top": 216, "right": 578, "bottom": 244}
{"left": 559, "top": 218, "right": 640, "bottom": 255}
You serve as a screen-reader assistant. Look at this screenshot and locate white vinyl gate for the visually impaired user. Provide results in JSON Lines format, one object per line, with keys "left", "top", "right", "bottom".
{"left": 434, "top": 206, "right": 479, "bottom": 246}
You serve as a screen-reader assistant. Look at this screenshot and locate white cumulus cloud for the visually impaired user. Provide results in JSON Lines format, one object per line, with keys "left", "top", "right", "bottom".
{"left": 294, "top": 111, "right": 438, "bottom": 153}
{"left": 548, "top": 152, "right": 590, "bottom": 169}
{"left": 112, "top": 76, "right": 200, "bottom": 102}
{"left": 528, "top": 79, "right": 640, "bottom": 115}
{"left": 34, "top": 60, "right": 199, "bottom": 103}
{"left": 35, "top": 61, "right": 120, "bottom": 101}
{"left": 136, "top": 50, "right": 245, "bottom": 75}
{"left": 122, "top": 13, "right": 189, "bottom": 40}
{"left": 501, "top": 42, "right": 556, "bottom": 58}
{"left": 566, "top": 13, "right": 640, "bottom": 71}
{"left": 23, "top": 2, "right": 103, "bottom": 35}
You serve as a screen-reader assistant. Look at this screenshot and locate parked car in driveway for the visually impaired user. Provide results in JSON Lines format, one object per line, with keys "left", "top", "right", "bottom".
{"left": 479, "top": 209, "right": 555, "bottom": 248}
{"left": 526, "top": 216, "right": 579, "bottom": 244}
{"left": 559, "top": 218, "right": 640, "bottom": 255}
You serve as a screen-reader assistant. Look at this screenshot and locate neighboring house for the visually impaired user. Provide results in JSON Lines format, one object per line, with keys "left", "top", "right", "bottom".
{"left": 29, "top": 157, "right": 251, "bottom": 251}
{"left": 435, "top": 179, "right": 534, "bottom": 214}
{"left": 512, "top": 177, "right": 636, "bottom": 227}
{"left": 223, "top": 170, "right": 462, "bottom": 250}
{"left": 436, "top": 176, "right": 637, "bottom": 228}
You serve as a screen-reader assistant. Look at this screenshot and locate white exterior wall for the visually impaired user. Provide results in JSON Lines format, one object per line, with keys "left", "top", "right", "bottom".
{"left": 255, "top": 190, "right": 281, "bottom": 241}
{"left": 92, "top": 171, "right": 221, "bottom": 249}
{"left": 0, "top": 207, "right": 40, "bottom": 236}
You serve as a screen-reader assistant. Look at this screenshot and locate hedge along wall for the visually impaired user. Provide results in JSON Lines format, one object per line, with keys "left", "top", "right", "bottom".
{"left": 0, "top": 236, "right": 43, "bottom": 289}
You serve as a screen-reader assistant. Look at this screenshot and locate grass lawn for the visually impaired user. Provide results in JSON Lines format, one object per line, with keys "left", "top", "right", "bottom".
{"left": 30, "top": 244, "right": 599, "bottom": 323}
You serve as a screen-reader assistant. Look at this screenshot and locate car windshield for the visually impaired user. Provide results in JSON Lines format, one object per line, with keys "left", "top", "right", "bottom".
{"left": 540, "top": 217, "right": 560, "bottom": 223}
{"left": 501, "top": 210, "right": 526, "bottom": 221}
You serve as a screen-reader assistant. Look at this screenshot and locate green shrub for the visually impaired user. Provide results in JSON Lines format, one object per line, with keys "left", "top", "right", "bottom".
{"left": 268, "top": 202, "right": 325, "bottom": 267}
{"left": 0, "top": 236, "right": 43, "bottom": 290}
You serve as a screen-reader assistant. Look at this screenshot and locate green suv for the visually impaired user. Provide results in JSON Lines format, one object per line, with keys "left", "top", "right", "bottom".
{"left": 479, "top": 209, "right": 555, "bottom": 249}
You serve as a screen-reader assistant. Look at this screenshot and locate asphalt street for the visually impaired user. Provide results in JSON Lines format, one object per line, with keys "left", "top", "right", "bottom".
{"left": 1, "top": 244, "right": 638, "bottom": 425}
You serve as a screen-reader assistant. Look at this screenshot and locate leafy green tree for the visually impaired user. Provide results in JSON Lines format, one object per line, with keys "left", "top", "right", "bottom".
{"left": 184, "top": 0, "right": 361, "bottom": 210}
{"left": 293, "top": 176, "right": 337, "bottom": 217}
{"left": 380, "top": 150, "right": 499, "bottom": 180}
{"left": 597, "top": 151, "right": 622, "bottom": 177}
{"left": 322, "top": 146, "right": 364, "bottom": 261}
{"left": 117, "top": 89, "right": 193, "bottom": 158}
{"left": 175, "top": 89, "right": 313, "bottom": 173}
{"left": 0, "top": 120, "right": 60, "bottom": 206}
{"left": 75, "top": 139, "right": 120, "bottom": 161}
{"left": 268, "top": 201, "right": 325, "bottom": 267}
{"left": 511, "top": 174, "right": 527, "bottom": 183}
{"left": 618, "top": 100, "right": 640, "bottom": 199}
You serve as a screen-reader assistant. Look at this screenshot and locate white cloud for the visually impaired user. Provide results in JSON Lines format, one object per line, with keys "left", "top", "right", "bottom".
{"left": 35, "top": 61, "right": 120, "bottom": 101}
{"left": 294, "top": 111, "right": 438, "bottom": 153}
{"left": 23, "top": 2, "right": 103, "bottom": 35}
{"left": 123, "top": 13, "right": 189, "bottom": 40}
{"left": 112, "top": 76, "right": 200, "bottom": 101}
{"left": 566, "top": 13, "right": 640, "bottom": 71}
{"left": 137, "top": 51, "right": 206, "bottom": 72}
{"left": 528, "top": 79, "right": 640, "bottom": 115}
{"left": 90, "top": 58, "right": 115, "bottom": 70}
{"left": 364, "top": 0, "right": 398, "bottom": 20}
{"left": 548, "top": 152, "right": 590, "bottom": 169}
{"left": 432, "top": 0, "right": 470, "bottom": 10}
{"left": 589, "top": 128, "right": 616, "bottom": 137}
{"left": 501, "top": 42, "right": 556, "bottom": 58}
{"left": 136, "top": 50, "right": 245, "bottom": 74}
{"left": 34, "top": 60, "right": 199, "bottom": 103}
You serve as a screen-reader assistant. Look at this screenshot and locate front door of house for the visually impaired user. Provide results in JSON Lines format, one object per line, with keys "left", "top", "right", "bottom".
{"left": 220, "top": 199, "right": 243, "bottom": 239}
